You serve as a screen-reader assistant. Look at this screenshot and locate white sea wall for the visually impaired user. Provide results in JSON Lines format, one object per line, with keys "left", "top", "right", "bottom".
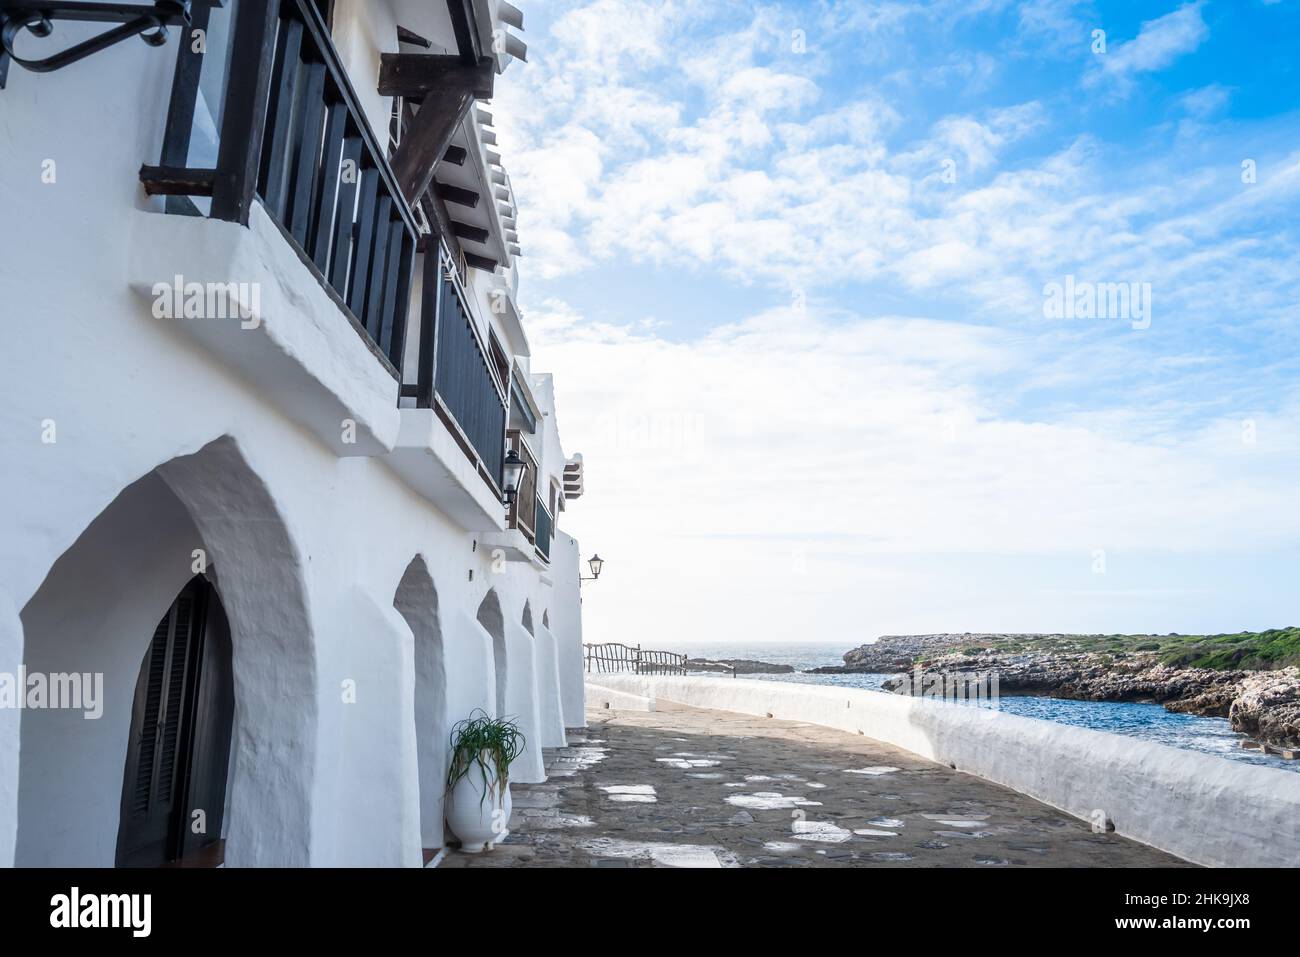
{"left": 589, "top": 675, "right": 1300, "bottom": 868}
{"left": 584, "top": 681, "right": 656, "bottom": 713}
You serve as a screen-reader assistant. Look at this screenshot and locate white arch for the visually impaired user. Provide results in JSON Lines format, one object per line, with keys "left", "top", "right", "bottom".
{"left": 13, "top": 437, "right": 319, "bottom": 866}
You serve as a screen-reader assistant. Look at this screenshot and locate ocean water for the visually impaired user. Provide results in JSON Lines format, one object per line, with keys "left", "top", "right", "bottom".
{"left": 681, "top": 642, "right": 1299, "bottom": 774}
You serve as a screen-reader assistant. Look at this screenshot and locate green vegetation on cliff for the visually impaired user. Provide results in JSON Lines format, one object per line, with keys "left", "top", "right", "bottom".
{"left": 944, "top": 628, "right": 1300, "bottom": 672}
{"left": 1155, "top": 628, "right": 1300, "bottom": 671}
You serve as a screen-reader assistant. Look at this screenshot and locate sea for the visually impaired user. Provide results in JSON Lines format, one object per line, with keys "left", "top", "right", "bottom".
{"left": 680, "top": 641, "right": 1299, "bottom": 774}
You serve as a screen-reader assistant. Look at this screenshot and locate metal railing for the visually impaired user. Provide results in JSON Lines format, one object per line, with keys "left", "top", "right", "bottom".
{"left": 584, "top": 643, "right": 687, "bottom": 676}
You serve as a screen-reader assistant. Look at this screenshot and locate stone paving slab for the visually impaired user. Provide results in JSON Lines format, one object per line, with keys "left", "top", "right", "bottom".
{"left": 437, "top": 702, "right": 1191, "bottom": 868}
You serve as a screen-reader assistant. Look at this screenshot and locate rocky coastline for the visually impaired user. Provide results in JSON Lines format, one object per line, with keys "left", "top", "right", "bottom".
{"left": 686, "top": 658, "right": 794, "bottom": 675}
{"left": 814, "top": 634, "right": 1300, "bottom": 750}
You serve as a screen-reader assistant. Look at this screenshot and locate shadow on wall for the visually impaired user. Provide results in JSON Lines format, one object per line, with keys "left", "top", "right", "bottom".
{"left": 477, "top": 590, "right": 507, "bottom": 717}
{"left": 476, "top": 589, "right": 544, "bottom": 783}
{"left": 530, "top": 603, "right": 566, "bottom": 749}
{"left": 393, "top": 556, "right": 447, "bottom": 855}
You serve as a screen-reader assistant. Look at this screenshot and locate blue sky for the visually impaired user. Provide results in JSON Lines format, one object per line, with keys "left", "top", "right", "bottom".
{"left": 493, "top": 0, "right": 1300, "bottom": 646}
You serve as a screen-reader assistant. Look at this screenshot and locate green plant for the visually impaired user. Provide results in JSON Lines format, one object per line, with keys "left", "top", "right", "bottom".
{"left": 446, "top": 710, "right": 526, "bottom": 804}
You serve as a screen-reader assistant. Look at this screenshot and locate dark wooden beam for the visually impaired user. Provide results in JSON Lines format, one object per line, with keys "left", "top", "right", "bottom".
{"left": 451, "top": 221, "right": 490, "bottom": 245}
{"left": 377, "top": 53, "right": 494, "bottom": 99}
{"left": 446, "top": 0, "right": 481, "bottom": 65}
{"left": 139, "top": 165, "right": 215, "bottom": 197}
{"left": 464, "top": 252, "right": 499, "bottom": 272}
{"left": 211, "top": 0, "right": 282, "bottom": 224}
{"left": 436, "top": 181, "right": 480, "bottom": 208}
{"left": 391, "top": 87, "right": 475, "bottom": 204}
{"left": 418, "top": 190, "right": 462, "bottom": 264}
{"left": 443, "top": 145, "right": 468, "bottom": 166}
{"left": 396, "top": 25, "right": 432, "bottom": 48}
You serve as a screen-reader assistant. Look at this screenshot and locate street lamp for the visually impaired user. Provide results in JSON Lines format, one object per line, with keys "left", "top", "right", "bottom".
{"left": 501, "top": 448, "right": 525, "bottom": 506}
{"left": 580, "top": 554, "right": 603, "bottom": 583}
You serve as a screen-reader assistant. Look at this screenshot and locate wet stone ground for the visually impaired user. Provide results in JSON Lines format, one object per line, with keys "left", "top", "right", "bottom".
{"left": 437, "top": 702, "right": 1190, "bottom": 868}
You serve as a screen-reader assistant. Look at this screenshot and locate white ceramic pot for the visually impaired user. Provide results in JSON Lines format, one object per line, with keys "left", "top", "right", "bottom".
{"left": 446, "top": 755, "right": 513, "bottom": 853}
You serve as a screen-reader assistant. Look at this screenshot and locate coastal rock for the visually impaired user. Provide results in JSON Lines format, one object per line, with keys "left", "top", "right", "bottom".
{"left": 850, "top": 634, "right": 1299, "bottom": 750}
{"left": 1229, "top": 670, "right": 1300, "bottom": 748}
{"left": 687, "top": 658, "right": 794, "bottom": 675}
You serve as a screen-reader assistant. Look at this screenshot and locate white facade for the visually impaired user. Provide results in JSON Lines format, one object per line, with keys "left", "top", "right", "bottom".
{"left": 0, "top": 0, "right": 583, "bottom": 866}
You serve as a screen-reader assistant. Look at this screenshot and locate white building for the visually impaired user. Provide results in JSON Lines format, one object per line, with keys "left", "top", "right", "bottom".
{"left": 0, "top": 0, "right": 587, "bottom": 867}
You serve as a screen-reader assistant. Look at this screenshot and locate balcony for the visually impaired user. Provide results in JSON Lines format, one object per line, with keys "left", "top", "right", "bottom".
{"left": 125, "top": 0, "right": 518, "bottom": 530}
{"left": 129, "top": 0, "right": 417, "bottom": 455}
{"left": 386, "top": 241, "right": 509, "bottom": 530}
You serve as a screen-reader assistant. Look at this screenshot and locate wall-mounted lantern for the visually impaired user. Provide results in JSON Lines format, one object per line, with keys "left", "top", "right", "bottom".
{"left": 580, "top": 554, "right": 603, "bottom": 585}
{"left": 501, "top": 448, "right": 525, "bottom": 506}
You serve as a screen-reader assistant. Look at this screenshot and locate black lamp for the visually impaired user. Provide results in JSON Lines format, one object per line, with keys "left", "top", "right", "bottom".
{"left": 580, "top": 554, "right": 603, "bottom": 584}
{"left": 502, "top": 448, "right": 525, "bottom": 506}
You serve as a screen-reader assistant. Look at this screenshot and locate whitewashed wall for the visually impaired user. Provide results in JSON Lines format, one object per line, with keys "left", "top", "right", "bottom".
{"left": 0, "top": 7, "right": 578, "bottom": 868}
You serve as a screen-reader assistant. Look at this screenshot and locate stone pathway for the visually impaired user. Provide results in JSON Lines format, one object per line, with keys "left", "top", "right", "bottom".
{"left": 437, "top": 702, "right": 1190, "bottom": 868}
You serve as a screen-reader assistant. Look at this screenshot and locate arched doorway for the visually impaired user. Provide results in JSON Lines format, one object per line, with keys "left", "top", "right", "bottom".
{"left": 15, "top": 436, "right": 317, "bottom": 867}
{"left": 393, "top": 557, "right": 446, "bottom": 858}
{"left": 117, "top": 574, "right": 234, "bottom": 867}
{"left": 522, "top": 602, "right": 534, "bottom": 635}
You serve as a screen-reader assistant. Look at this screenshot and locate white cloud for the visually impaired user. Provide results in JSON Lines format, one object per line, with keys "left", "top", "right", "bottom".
{"left": 1179, "top": 83, "right": 1231, "bottom": 117}
{"left": 496, "top": 1, "right": 1297, "bottom": 335}
{"left": 1085, "top": 1, "right": 1209, "bottom": 95}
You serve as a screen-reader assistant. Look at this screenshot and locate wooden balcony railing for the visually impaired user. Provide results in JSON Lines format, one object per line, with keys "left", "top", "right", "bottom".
{"left": 406, "top": 242, "right": 507, "bottom": 499}
{"left": 143, "top": 0, "right": 417, "bottom": 375}
{"left": 584, "top": 643, "right": 687, "bottom": 676}
{"left": 507, "top": 430, "right": 538, "bottom": 540}
{"left": 146, "top": 1, "right": 510, "bottom": 505}
{"left": 534, "top": 495, "right": 553, "bottom": 562}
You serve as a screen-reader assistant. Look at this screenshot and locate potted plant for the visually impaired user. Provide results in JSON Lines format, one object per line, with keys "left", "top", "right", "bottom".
{"left": 445, "top": 710, "right": 526, "bottom": 853}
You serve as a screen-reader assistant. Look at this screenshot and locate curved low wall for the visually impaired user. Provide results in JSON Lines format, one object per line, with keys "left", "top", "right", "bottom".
{"left": 589, "top": 675, "right": 1300, "bottom": 868}
{"left": 585, "top": 681, "right": 655, "bottom": 713}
